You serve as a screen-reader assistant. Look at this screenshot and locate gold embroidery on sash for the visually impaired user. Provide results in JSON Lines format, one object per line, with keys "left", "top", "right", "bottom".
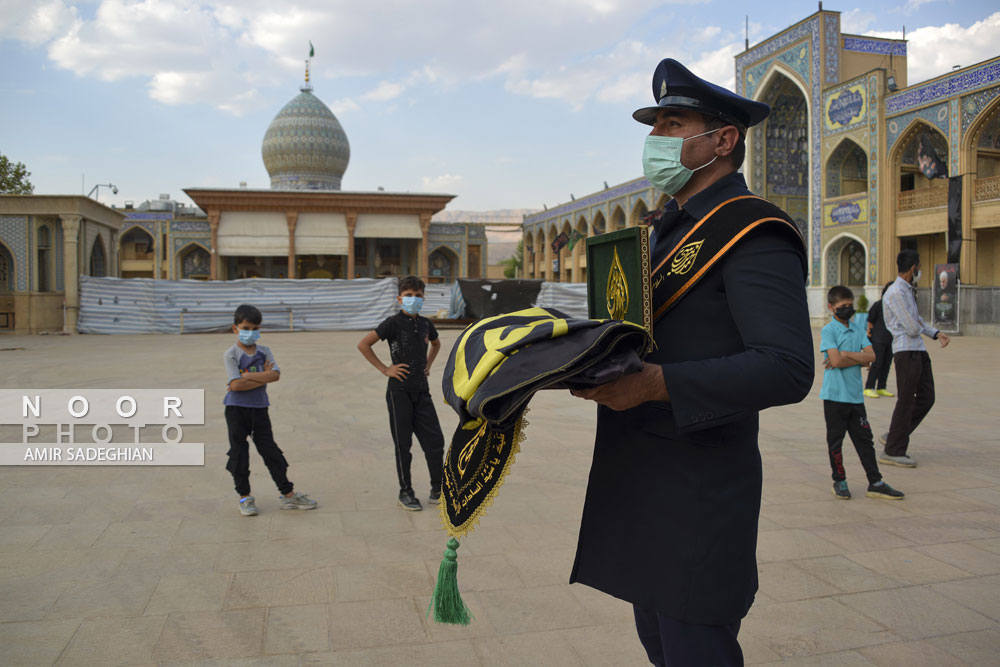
{"left": 606, "top": 247, "right": 630, "bottom": 320}
{"left": 667, "top": 239, "right": 703, "bottom": 276}
{"left": 456, "top": 420, "right": 487, "bottom": 479}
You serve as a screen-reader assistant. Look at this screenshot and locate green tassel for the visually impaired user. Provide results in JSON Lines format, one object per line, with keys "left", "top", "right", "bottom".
{"left": 428, "top": 537, "right": 473, "bottom": 625}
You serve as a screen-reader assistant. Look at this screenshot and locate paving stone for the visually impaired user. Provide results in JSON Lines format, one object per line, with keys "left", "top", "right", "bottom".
{"left": 873, "top": 515, "right": 999, "bottom": 545}
{"left": 476, "top": 585, "right": 593, "bottom": 635}
{"left": 916, "top": 541, "right": 1000, "bottom": 576}
{"left": 743, "top": 597, "right": 896, "bottom": 657}
{"left": 928, "top": 628, "right": 1000, "bottom": 664}
{"left": 58, "top": 615, "right": 166, "bottom": 665}
{"left": 333, "top": 561, "right": 432, "bottom": 601}
{"left": 0, "top": 618, "right": 80, "bottom": 666}
{"left": 929, "top": 574, "right": 1000, "bottom": 621}
{"left": 792, "top": 555, "right": 901, "bottom": 594}
{"left": 757, "top": 528, "right": 844, "bottom": 562}
{"left": 561, "top": 621, "right": 654, "bottom": 666}
{"left": 857, "top": 639, "right": 966, "bottom": 667}
{"left": 836, "top": 586, "right": 995, "bottom": 640}
{"left": 303, "top": 639, "right": 481, "bottom": 666}
{"left": 31, "top": 522, "right": 108, "bottom": 550}
{"left": 757, "top": 561, "right": 844, "bottom": 601}
{"left": 264, "top": 603, "right": 330, "bottom": 654}
{"left": 846, "top": 547, "right": 973, "bottom": 585}
{"left": 325, "top": 598, "right": 428, "bottom": 651}
{"left": 473, "top": 630, "right": 584, "bottom": 666}
{"left": 47, "top": 572, "right": 160, "bottom": 620}
{"left": 225, "top": 567, "right": 337, "bottom": 609}
{"left": 144, "top": 572, "right": 233, "bottom": 615}
{"left": 152, "top": 609, "right": 266, "bottom": 661}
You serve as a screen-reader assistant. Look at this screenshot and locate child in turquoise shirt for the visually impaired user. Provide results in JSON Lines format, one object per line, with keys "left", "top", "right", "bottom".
{"left": 820, "top": 286, "right": 904, "bottom": 500}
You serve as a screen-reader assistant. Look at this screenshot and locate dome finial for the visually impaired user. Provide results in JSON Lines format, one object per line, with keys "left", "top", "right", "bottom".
{"left": 302, "top": 41, "right": 314, "bottom": 92}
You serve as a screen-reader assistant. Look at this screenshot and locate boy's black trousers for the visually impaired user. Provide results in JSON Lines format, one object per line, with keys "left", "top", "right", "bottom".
{"left": 225, "top": 405, "right": 293, "bottom": 497}
{"left": 386, "top": 389, "right": 444, "bottom": 494}
{"left": 824, "top": 400, "right": 882, "bottom": 484}
{"left": 865, "top": 341, "right": 894, "bottom": 390}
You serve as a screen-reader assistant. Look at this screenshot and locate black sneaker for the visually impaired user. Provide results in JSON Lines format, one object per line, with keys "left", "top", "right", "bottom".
{"left": 867, "top": 480, "right": 904, "bottom": 500}
{"left": 398, "top": 489, "right": 422, "bottom": 511}
{"left": 428, "top": 486, "right": 441, "bottom": 505}
{"left": 832, "top": 480, "right": 851, "bottom": 500}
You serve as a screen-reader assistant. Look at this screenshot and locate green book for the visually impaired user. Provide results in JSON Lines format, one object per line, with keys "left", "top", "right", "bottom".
{"left": 585, "top": 226, "right": 652, "bottom": 332}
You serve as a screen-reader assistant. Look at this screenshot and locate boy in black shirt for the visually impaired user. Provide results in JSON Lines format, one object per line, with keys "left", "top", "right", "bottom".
{"left": 864, "top": 282, "right": 896, "bottom": 398}
{"left": 357, "top": 276, "right": 445, "bottom": 511}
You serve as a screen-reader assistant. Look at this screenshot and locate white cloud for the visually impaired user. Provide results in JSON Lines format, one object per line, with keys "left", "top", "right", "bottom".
{"left": 421, "top": 173, "right": 462, "bottom": 193}
{"left": 0, "top": 0, "right": 77, "bottom": 45}
{"left": 840, "top": 8, "right": 877, "bottom": 34}
{"left": 865, "top": 11, "right": 1000, "bottom": 85}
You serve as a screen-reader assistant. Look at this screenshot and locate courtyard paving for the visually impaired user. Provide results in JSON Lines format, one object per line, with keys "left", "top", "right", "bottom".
{"left": 0, "top": 326, "right": 998, "bottom": 666}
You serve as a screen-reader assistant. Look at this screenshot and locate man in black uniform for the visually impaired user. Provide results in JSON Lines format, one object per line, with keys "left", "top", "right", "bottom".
{"left": 570, "top": 59, "right": 814, "bottom": 666}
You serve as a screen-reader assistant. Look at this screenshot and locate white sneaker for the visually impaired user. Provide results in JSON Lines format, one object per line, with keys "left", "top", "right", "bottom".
{"left": 239, "top": 496, "right": 259, "bottom": 516}
{"left": 280, "top": 491, "right": 318, "bottom": 510}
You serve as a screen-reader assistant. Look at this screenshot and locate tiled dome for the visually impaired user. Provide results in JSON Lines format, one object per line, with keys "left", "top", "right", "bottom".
{"left": 261, "top": 89, "right": 350, "bottom": 190}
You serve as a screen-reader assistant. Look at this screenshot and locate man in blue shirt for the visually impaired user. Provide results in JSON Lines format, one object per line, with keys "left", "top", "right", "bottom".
{"left": 820, "top": 286, "right": 903, "bottom": 501}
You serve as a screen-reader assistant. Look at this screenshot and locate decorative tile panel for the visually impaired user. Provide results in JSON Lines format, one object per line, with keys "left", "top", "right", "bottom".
{"left": 961, "top": 86, "right": 1000, "bottom": 134}
{"left": 172, "top": 220, "right": 209, "bottom": 232}
{"left": 824, "top": 80, "right": 867, "bottom": 134}
{"left": 886, "top": 60, "right": 1000, "bottom": 115}
{"left": 868, "top": 73, "right": 881, "bottom": 283}
{"left": 887, "top": 102, "right": 950, "bottom": 152}
{"left": 842, "top": 37, "right": 906, "bottom": 56}
{"left": 0, "top": 215, "right": 28, "bottom": 291}
{"left": 54, "top": 221, "right": 64, "bottom": 292}
{"left": 824, "top": 13, "right": 840, "bottom": 84}
{"left": 824, "top": 196, "right": 869, "bottom": 227}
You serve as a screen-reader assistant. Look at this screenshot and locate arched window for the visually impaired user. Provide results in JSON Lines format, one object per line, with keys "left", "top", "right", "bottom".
{"left": 841, "top": 240, "right": 865, "bottom": 287}
{"left": 37, "top": 225, "right": 51, "bottom": 292}
{"left": 90, "top": 236, "right": 107, "bottom": 277}
{"left": 826, "top": 140, "right": 868, "bottom": 198}
{"left": 0, "top": 243, "right": 12, "bottom": 291}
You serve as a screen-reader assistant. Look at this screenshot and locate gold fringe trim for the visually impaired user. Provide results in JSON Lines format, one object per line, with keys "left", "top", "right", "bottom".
{"left": 439, "top": 407, "right": 530, "bottom": 539}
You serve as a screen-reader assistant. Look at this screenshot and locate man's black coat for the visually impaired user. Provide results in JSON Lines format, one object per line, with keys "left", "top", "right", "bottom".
{"left": 570, "top": 172, "right": 815, "bottom": 625}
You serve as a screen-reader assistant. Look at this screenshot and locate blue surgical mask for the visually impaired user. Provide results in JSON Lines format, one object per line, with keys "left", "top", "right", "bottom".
{"left": 401, "top": 296, "right": 424, "bottom": 315}
{"left": 238, "top": 329, "right": 260, "bottom": 345}
{"left": 642, "top": 129, "right": 720, "bottom": 195}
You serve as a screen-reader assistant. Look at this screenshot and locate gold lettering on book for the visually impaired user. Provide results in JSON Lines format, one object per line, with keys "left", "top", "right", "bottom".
{"left": 606, "top": 247, "right": 630, "bottom": 320}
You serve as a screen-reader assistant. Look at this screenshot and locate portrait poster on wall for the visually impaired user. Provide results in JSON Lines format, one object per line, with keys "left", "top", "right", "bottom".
{"left": 933, "top": 262, "right": 960, "bottom": 332}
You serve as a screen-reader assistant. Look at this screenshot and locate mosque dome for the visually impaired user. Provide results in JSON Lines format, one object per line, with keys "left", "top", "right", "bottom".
{"left": 261, "top": 86, "right": 350, "bottom": 190}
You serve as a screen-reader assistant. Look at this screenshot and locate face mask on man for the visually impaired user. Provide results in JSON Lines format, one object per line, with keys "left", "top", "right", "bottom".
{"left": 238, "top": 329, "right": 260, "bottom": 345}
{"left": 912, "top": 269, "right": 922, "bottom": 284}
{"left": 834, "top": 305, "right": 855, "bottom": 321}
{"left": 401, "top": 296, "right": 424, "bottom": 315}
{"left": 642, "top": 128, "right": 721, "bottom": 195}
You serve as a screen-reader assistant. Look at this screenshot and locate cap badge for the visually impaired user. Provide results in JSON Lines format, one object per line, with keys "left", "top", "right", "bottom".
{"left": 660, "top": 80, "right": 668, "bottom": 100}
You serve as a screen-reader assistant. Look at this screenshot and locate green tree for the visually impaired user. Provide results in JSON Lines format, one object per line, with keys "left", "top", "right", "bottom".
{"left": 502, "top": 239, "right": 523, "bottom": 279}
{"left": 0, "top": 154, "right": 34, "bottom": 194}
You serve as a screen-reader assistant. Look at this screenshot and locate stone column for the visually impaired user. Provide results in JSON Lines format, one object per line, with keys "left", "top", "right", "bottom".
{"left": 208, "top": 210, "right": 220, "bottom": 280}
{"left": 59, "top": 214, "right": 81, "bottom": 334}
{"left": 419, "top": 213, "right": 432, "bottom": 281}
{"left": 346, "top": 212, "right": 358, "bottom": 279}
{"left": 286, "top": 211, "right": 298, "bottom": 279}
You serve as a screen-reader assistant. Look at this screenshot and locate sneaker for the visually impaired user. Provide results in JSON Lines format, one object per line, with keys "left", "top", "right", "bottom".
{"left": 280, "top": 491, "right": 318, "bottom": 510}
{"left": 878, "top": 432, "right": 888, "bottom": 446}
{"left": 239, "top": 496, "right": 259, "bottom": 516}
{"left": 879, "top": 452, "right": 917, "bottom": 468}
{"left": 429, "top": 486, "right": 441, "bottom": 505}
{"left": 863, "top": 389, "right": 880, "bottom": 399}
{"left": 832, "top": 481, "right": 851, "bottom": 500}
{"left": 876, "top": 389, "right": 895, "bottom": 397}
{"left": 867, "top": 480, "right": 905, "bottom": 499}
{"left": 398, "top": 489, "right": 422, "bottom": 511}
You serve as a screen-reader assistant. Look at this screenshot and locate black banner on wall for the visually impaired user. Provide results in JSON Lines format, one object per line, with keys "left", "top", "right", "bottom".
{"left": 947, "top": 176, "right": 962, "bottom": 266}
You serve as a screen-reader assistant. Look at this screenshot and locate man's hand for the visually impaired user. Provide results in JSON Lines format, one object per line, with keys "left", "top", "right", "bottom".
{"left": 424, "top": 364, "right": 432, "bottom": 377}
{"left": 265, "top": 360, "right": 275, "bottom": 371}
{"left": 570, "top": 363, "right": 668, "bottom": 411}
{"left": 383, "top": 363, "right": 410, "bottom": 381}
{"left": 938, "top": 332, "right": 950, "bottom": 348}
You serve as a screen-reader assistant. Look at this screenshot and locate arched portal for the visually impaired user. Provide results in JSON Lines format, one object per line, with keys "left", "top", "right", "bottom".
{"left": 631, "top": 199, "right": 649, "bottom": 227}
{"left": 178, "top": 243, "right": 211, "bottom": 280}
{"left": 967, "top": 100, "right": 1000, "bottom": 287}
{"left": 826, "top": 138, "right": 868, "bottom": 198}
{"left": 428, "top": 245, "right": 459, "bottom": 283}
{"left": 824, "top": 235, "right": 867, "bottom": 289}
{"left": 611, "top": 206, "right": 626, "bottom": 232}
{"left": 0, "top": 241, "right": 14, "bottom": 292}
{"left": 90, "top": 235, "right": 107, "bottom": 277}
{"left": 36, "top": 224, "right": 52, "bottom": 291}
{"left": 572, "top": 217, "right": 588, "bottom": 283}
{"left": 895, "top": 122, "right": 949, "bottom": 211}
{"left": 760, "top": 71, "right": 809, "bottom": 240}
{"left": 121, "top": 226, "right": 156, "bottom": 278}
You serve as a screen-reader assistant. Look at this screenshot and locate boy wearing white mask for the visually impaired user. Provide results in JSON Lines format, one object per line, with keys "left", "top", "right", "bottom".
{"left": 225, "top": 304, "right": 317, "bottom": 516}
{"left": 358, "top": 276, "right": 445, "bottom": 511}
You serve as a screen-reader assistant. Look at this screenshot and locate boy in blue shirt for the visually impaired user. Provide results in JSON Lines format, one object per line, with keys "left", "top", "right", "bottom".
{"left": 820, "top": 287, "right": 904, "bottom": 501}
{"left": 225, "top": 304, "right": 317, "bottom": 516}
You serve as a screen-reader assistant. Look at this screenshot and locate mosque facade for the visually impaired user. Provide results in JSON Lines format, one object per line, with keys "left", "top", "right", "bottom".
{"left": 522, "top": 8, "right": 1000, "bottom": 333}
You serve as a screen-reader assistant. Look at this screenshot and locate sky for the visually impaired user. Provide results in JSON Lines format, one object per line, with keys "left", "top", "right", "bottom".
{"left": 1, "top": 0, "right": 998, "bottom": 213}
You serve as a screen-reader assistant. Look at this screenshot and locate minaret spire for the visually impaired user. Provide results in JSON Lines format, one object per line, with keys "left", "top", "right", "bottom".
{"left": 302, "top": 41, "right": 314, "bottom": 92}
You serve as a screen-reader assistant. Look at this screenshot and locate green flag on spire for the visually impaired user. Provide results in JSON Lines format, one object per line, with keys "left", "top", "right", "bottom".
{"left": 309, "top": 41, "right": 314, "bottom": 58}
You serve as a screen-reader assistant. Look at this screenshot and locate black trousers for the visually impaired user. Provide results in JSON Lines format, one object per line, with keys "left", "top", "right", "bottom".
{"left": 386, "top": 389, "right": 444, "bottom": 493}
{"left": 885, "top": 351, "right": 935, "bottom": 456}
{"left": 824, "top": 400, "right": 882, "bottom": 484}
{"left": 225, "top": 405, "right": 293, "bottom": 497}
{"left": 634, "top": 606, "right": 743, "bottom": 666}
{"left": 865, "top": 342, "right": 894, "bottom": 390}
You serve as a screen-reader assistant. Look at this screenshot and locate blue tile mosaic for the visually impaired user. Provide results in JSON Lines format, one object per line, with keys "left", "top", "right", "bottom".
{"left": 0, "top": 215, "right": 28, "bottom": 291}
{"left": 868, "top": 73, "right": 881, "bottom": 283}
{"left": 886, "top": 60, "right": 1000, "bottom": 115}
{"left": 887, "top": 102, "right": 950, "bottom": 152}
{"left": 824, "top": 13, "right": 840, "bottom": 84}
{"left": 961, "top": 86, "right": 1000, "bottom": 134}
{"left": 842, "top": 37, "right": 906, "bottom": 56}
